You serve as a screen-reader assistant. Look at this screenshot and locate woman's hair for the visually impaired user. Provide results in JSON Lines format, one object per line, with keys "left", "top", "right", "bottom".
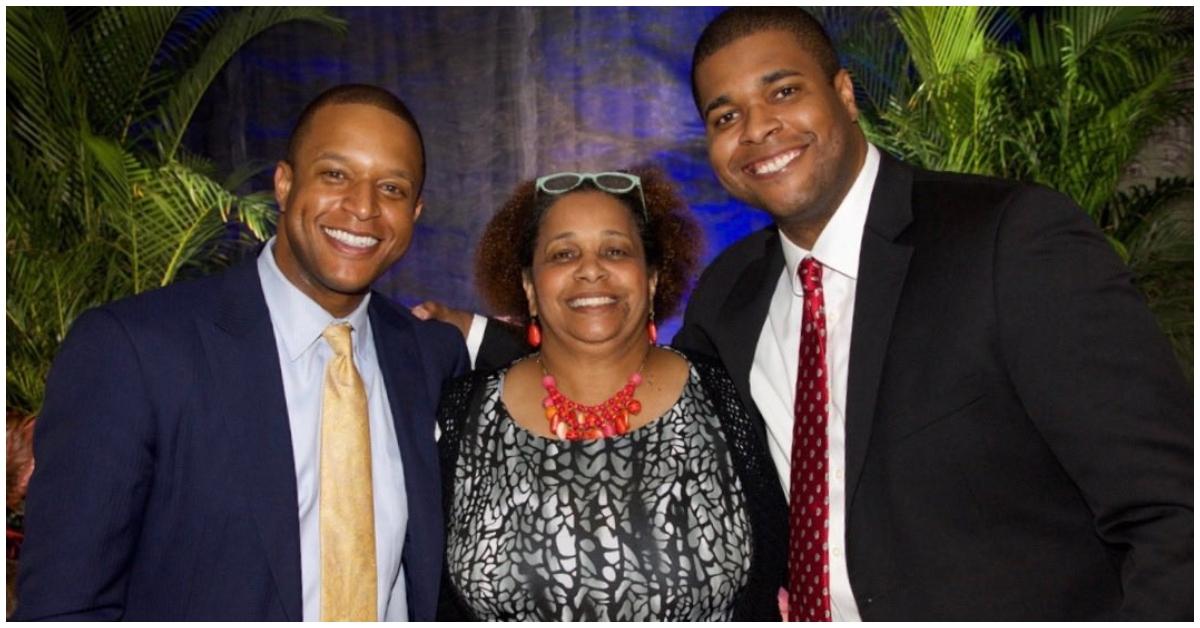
{"left": 475, "top": 165, "right": 703, "bottom": 325}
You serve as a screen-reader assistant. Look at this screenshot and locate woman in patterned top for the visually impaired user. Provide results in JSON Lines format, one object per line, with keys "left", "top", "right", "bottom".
{"left": 436, "top": 166, "right": 786, "bottom": 620}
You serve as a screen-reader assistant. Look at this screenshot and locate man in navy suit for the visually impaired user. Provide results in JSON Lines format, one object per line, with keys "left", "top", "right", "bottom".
{"left": 13, "top": 84, "right": 468, "bottom": 620}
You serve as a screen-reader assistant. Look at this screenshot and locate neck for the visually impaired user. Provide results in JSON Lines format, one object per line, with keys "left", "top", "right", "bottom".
{"left": 271, "top": 241, "right": 365, "bottom": 318}
{"left": 538, "top": 337, "right": 650, "bottom": 404}
{"left": 316, "top": 293, "right": 365, "bottom": 319}
{"left": 778, "top": 216, "right": 831, "bottom": 251}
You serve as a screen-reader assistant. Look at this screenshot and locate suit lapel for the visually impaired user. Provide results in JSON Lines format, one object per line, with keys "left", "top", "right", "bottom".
{"left": 369, "top": 298, "right": 440, "bottom": 620}
{"left": 714, "top": 230, "right": 786, "bottom": 421}
{"left": 845, "top": 153, "right": 914, "bottom": 513}
{"left": 369, "top": 299, "right": 425, "bottom": 474}
{"left": 198, "top": 259, "right": 303, "bottom": 620}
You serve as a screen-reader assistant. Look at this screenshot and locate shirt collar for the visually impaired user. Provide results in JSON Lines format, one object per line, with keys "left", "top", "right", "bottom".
{"left": 780, "top": 144, "right": 881, "bottom": 294}
{"left": 257, "top": 237, "right": 372, "bottom": 362}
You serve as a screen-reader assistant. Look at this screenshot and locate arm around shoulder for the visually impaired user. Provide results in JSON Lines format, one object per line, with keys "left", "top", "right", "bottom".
{"left": 475, "top": 317, "right": 530, "bottom": 371}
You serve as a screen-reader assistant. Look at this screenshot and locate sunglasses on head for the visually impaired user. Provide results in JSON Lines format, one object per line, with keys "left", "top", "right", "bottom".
{"left": 534, "top": 171, "right": 647, "bottom": 218}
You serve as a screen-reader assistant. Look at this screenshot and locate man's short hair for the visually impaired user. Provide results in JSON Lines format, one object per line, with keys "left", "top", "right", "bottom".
{"left": 690, "top": 7, "right": 841, "bottom": 111}
{"left": 286, "top": 83, "right": 427, "bottom": 195}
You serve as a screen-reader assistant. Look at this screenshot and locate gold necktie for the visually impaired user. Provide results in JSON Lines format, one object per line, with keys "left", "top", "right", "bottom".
{"left": 320, "top": 323, "right": 377, "bottom": 621}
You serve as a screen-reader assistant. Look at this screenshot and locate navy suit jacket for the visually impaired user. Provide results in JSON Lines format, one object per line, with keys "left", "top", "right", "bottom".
{"left": 14, "top": 257, "right": 469, "bottom": 620}
{"left": 673, "top": 153, "right": 1192, "bottom": 619}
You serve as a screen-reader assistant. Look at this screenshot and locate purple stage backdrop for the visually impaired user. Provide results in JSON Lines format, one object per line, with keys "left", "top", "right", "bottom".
{"left": 189, "top": 7, "right": 785, "bottom": 342}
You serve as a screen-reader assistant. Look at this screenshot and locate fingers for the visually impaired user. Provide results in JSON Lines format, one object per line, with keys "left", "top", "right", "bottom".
{"left": 410, "top": 300, "right": 474, "bottom": 339}
{"left": 411, "top": 301, "right": 437, "bottom": 320}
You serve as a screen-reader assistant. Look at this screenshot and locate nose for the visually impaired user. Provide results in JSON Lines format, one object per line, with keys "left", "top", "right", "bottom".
{"left": 739, "top": 102, "right": 781, "bottom": 144}
{"left": 574, "top": 252, "right": 608, "bottom": 282}
{"left": 342, "top": 180, "right": 380, "bottom": 220}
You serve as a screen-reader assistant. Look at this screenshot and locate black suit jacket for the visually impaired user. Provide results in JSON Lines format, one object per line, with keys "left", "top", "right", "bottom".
{"left": 14, "top": 257, "right": 469, "bottom": 620}
{"left": 672, "top": 152, "right": 1192, "bottom": 620}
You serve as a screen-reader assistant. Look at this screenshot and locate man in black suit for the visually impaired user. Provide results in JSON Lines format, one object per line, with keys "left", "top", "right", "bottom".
{"left": 676, "top": 7, "right": 1191, "bottom": 620}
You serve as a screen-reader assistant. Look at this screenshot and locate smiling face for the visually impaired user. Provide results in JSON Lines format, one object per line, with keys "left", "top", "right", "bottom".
{"left": 272, "top": 103, "right": 424, "bottom": 317}
{"left": 695, "top": 29, "right": 867, "bottom": 248}
{"left": 522, "top": 190, "right": 657, "bottom": 354}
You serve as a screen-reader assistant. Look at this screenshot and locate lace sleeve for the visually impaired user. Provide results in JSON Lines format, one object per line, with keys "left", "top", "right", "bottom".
{"left": 435, "top": 371, "right": 491, "bottom": 621}
{"left": 687, "top": 351, "right": 789, "bottom": 621}
{"left": 436, "top": 372, "right": 489, "bottom": 515}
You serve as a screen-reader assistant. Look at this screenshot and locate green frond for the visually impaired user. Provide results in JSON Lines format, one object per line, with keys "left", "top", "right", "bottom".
{"left": 153, "top": 7, "right": 347, "bottom": 161}
{"left": 175, "top": 147, "right": 219, "bottom": 179}
{"left": 106, "top": 163, "right": 234, "bottom": 290}
{"left": 855, "top": 6, "right": 1191, "bottom": 372}
{"left": 1046, "top": 6, "right": 1168, "bottom": 62}
{"left": 1104, "top": 177, "right": 1193, "bottom": 238}
{"left": 222, "top": 159, "right": 275, "bottom": 191}
{"left": 890, "top": 7, "right": 1001, "bottom": 82}
{"left": 1123, "top": 195, "right": 1193, "bottom": 373}
{"left": 6, "top": 242, "right": 112, "bottom": 415}
{"left": 231, "top": 191, "right": 279, "bottom": 242}
{"left": 6, "top": 6, "right": 340, "bottom": 415}
{"left": 811, "top": 8, "right": 905, "bottom": 111}
{"left": 7, "top": 8, "right": 80, "bottom": 173}
{"left": 72, "top": 7, "right": 180, "bottom": 138}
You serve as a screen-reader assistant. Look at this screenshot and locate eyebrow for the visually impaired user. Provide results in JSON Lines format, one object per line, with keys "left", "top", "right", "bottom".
{"left": 313, "top": 151, "right": 416, "bottom": 182}
{"left": 543, "top": 230, "right": 635, "bottom": 244}
{"left": 701, "top": 68, "right": 805, "bottom": 120}
{"left": 701, "top": 95, "right": 731, "bottom": 121}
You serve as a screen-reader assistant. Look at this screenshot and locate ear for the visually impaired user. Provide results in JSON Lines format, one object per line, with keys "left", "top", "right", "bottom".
{"left": 521, "top": 269, "right": 537, "bottom": 318}
{"left": 412, "top": 197, "right": 424, "bottom": 222}
{"left": 833, "top": 69, "right": 860, "bottom": 123}
{"left": 648, "top": 268, "right": 659, "bottom": 309}
{"left": 273, "top": 161, "right": 294, "bottom": 211}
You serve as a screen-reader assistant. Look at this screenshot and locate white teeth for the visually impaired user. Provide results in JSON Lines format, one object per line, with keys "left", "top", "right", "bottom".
{"left": 568, "top": 296, "right": 617, "bottom": 308}
{"left": 323, "top": 227, "right": 379, "bottom": 249}
{"left": 749, "top": 149, "right": 802, "bottom": 175}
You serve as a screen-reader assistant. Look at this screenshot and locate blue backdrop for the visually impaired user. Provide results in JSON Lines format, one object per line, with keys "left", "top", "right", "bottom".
{"left": 191, "top": 7, "right": 782, "bottom": 341}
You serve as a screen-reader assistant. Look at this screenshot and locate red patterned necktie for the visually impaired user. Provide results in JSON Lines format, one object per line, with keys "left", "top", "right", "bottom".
{"left": 788, "top": 257, "right": 831, "bottom": 621}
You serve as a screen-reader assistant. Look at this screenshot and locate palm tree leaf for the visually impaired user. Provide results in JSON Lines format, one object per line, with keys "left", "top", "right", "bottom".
{"left": 6, "top": 242, "right": 111, "bottom": 414}
{"left": 7, "top": 8, "right": 80, "bottom": 173}
{"left": 6, "top": 6, "right": 338, "bottom": 417}
{"left": 890, "top": 7, "right": 1001, "bottom": 81}
{"left": 72, "top": 7, "right": 180, "bottom": 138}
{"left": 153, "top": 7, "right": 347, "bottom": 161}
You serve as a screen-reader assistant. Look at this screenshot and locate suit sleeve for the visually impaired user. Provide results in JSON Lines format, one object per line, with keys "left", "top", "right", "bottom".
{"left": 14, "top": 308, "right": 155, "bottom": 620}
{"left": 993, "top": 187, "right": 1192, "bottom": 619}
{"left": 671, "top": 267, "right": 722, "bottom": 359}
{"left": 672, "top": 303, "right": 718, "bottom": 357}
{"left": 475, "top": 318, "right": 530, "bottom": 371}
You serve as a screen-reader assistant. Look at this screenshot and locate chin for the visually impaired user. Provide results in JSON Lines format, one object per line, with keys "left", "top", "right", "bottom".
{"left": 770, "top": 187, "right": 827, "bottom": 219}
{"left": 565, "top": 328, "right": 625, "bottom": 346}
{"left": 319, "top": 275, "right": 374, "bottom": 297}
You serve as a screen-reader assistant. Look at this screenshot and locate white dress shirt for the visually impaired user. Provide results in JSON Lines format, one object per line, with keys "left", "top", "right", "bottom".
{"left": 258, "top": 240, "right": 409, "bottom": 621}
{"left": 750, "top": 144, "right": 880, "bottom": 621}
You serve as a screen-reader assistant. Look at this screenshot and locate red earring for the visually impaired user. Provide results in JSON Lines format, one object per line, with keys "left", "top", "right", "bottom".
{"left": 646, "top": 309, "right": 658, "bottom": 345}
{"left": 526, "top": 316, "right": 542, "bottom": 348}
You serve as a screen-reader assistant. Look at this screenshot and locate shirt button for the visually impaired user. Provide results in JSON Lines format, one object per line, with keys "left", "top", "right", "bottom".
{"left": 835, "top": 468, "right": 845, "bottom": 480}
{"left": 832, "top": 547, "right": 843, "bottom": 558}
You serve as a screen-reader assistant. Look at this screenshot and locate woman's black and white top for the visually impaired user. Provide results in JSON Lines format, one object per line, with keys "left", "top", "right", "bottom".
{"left": 436, "top": 352, "right": 788, "bottom": 621}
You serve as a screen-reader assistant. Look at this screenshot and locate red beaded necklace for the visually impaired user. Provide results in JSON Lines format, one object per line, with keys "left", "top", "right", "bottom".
{"left": 539, "top": 357, "right": 644, "bottom": 440}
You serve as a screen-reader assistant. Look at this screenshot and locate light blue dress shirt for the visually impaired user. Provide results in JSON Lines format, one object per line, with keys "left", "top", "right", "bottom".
{"left": 257, "top": 240, "right": 409, "bottom": 621}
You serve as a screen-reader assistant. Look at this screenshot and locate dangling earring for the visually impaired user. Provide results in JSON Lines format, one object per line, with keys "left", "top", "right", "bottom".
{"left": 526, "top": 315, "right": 542, "bottom": 348}
{"left": 646, "top": 307, "right": 658, "bottom": 345}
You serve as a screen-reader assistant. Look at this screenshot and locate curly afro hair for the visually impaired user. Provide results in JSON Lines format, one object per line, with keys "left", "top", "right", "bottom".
{"left": 475, "top": 165, "right": 703, "bottom": 326}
